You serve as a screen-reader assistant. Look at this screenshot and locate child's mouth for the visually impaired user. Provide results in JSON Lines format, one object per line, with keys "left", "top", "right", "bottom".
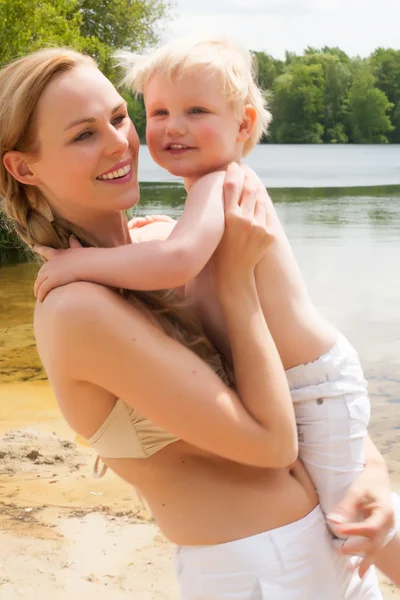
{"left": 164, "top": 144, "right": 194, "bottom": 154}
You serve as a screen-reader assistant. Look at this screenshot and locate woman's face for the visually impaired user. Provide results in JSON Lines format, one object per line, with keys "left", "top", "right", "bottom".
{"left": 27, "top": 65, "right": 140, "bottom": 222}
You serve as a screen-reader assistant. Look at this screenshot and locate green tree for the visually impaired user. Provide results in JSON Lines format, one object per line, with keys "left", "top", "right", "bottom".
{"left": 347, "top": 61, "right": 394, "bottom": 143}
{"left": 0, "top": 0, "right": 89, "bottom": 67}
{"left": 271, "top": 63, "right": 325, "bottom": 143}
{"left": 253, "top": 51, "right": 284, "bottom": 90}
{"left": 79, "top": 0, "right": 170, "bottom": 77}
{"left": 371, "top": 48, "right": 400, "bottom": 142}
{"left": 0, "top": 0, "right": 170, "bottom": 73}
{"left": 304, "top": 52, "right": 351, "bottom": 143}
{"left": 122, "top": 91, "right": 147, "bottom": 141}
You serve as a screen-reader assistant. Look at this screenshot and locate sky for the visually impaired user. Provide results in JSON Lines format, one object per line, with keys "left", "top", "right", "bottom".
{"left": 162, "top": 0, "right": 399, "bottom": 59}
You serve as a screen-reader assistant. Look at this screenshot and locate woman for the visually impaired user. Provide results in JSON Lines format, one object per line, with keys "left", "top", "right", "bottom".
{"left": 0, "top": 48, "right": 390, "bottom": 599}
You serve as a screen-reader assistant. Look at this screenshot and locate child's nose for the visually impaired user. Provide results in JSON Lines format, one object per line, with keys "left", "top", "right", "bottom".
{"left": 166, "top": 117, "right": 186, "bottom": 136}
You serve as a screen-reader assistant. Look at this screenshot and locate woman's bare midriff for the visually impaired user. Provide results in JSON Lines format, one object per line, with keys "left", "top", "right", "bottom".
{"left": 104, "top": 442, "right": 318, "bottom": 546}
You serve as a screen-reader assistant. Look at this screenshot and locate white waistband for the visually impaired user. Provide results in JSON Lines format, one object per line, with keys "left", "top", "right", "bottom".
{"left": 176, "top": 505, "right": 326, "bottom": 573}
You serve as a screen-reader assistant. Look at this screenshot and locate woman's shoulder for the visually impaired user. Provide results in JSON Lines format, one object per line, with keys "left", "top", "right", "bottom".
{"left": 34, "top": 282, "right": 147, "bottom": 349}
{"left": 35, "top": 281, "right": 120, "bottom": 322}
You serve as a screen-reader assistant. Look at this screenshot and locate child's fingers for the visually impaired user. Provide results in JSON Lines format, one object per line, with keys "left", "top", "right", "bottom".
{"left": 148, "top": 214, "right": 175, "bottom": 223}
{"left": 33, "top": 244, "right": 58, "bottom": 260}
{"left": 34, "top": 267, "right": 47, "bottom": 298}
{"left": 69, "top": 235, "right": 82, "bottom": 249}
{"left": 128, "top": 217, "right": 146, "bottom": 229}
{"left": 36, "top": 278, "right": 48, "bottom": 302}
{"left": 358, "top": 557, "right": 374, "bottom": 579}
{"left": 338, "top": 535, "right": 369, "bottom": 557}
{"left": 128, "top": 215, "right": 174, "bottom": 229}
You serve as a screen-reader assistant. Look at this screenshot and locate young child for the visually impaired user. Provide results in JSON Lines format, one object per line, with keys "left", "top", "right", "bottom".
{"left": 34, "top": 35, "right": 399, "bottom": 578}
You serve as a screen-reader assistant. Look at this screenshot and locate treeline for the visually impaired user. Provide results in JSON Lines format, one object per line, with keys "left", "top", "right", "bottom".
{"left": 128, "top": 46, "right": 399, "bottom": 145}
{"left": 0, "top": 1, "right": 399, "bottom": 145}
{"left": 255, "top": 47, "right": 399, "bottom": 144}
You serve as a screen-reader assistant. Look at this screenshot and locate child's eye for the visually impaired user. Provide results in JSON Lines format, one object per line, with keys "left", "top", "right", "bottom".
{"left": 152, "top": 109, "right": 168, "bottom": 117}
{"left": 189, "top": 107, "right": 207, "bottom": 114}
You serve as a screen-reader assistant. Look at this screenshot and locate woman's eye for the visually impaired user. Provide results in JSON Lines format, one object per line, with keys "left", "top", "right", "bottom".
{"left": 74, "top": 131, "right": 93, "bottom": 142}
{"left": 112, "top": 114, "right": 127, "bottom": 126}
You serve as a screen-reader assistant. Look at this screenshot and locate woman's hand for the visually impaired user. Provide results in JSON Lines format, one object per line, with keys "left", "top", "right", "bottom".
{"left": 211, "top": 162, "right": 274, "bottom": 289}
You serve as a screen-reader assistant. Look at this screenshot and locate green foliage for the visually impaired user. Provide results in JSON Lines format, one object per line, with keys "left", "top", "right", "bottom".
{"left": 371, "top": 48, "right": 400, "bottom": 142}
{"left": 302, "top": 53, "right": 351, "bottom": 143}
{"left": 122, "top": 91, "right": 147, "bottom": 141}
{"left": 271, "top": 63, "right": 325, "bottom": 143}
{"left": 0, "top": 0, "right": 85, "bottom": 66}
{"left": 0, "top": 0, "right": 170, "bottom": 72}
{"left": 79, "top": 0, "right": 170, "bottom": 78}
{"left": 253, "top": 45, "right": 397, "bottom": 146}
{"left": 347, "top": 61, "right": 394, "bottom": 143}
{"left": 0, "top": 209, "right": 28, "bottom": 265}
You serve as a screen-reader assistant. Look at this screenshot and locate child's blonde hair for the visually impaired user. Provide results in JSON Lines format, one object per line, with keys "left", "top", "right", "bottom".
{"left": 117, "top": 35, "right": 272, "bottom": 156}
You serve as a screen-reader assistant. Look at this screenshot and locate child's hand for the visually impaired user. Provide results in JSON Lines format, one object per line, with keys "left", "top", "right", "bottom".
{"left": 329, "top": 468, "right": 395, "bottom": 578}
{"left": 33, "top": 235, "right": 84, "bottom": 302}
{"left": 128, "top": 214, "right": 175, "bottom": 229}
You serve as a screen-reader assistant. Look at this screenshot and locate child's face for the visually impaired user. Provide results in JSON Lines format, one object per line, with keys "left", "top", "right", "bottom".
{"left": 144, "top": 69, "right": 248, "bottom": 185}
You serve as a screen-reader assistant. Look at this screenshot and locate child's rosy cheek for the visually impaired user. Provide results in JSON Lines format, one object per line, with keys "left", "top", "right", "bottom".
{"left": 146, "top": 126, "right": 158, "bottom": 148}
{"left": 200, "top": 125, "right": 218, "bottom": 143}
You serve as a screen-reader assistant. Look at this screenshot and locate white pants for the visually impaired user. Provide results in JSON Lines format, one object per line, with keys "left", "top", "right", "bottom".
{"left": 286, "top": 333, "right": 399, "bottom": 543}
{"left": 175, "top": 506, "right": 382, "bottom": 599}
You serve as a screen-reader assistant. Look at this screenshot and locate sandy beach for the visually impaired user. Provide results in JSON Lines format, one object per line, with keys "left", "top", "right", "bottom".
{"left": 0, "top": 380, "right": 399, "bottom": 599}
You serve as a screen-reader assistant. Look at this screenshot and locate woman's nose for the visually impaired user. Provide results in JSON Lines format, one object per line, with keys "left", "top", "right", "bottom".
{"left": 106, "top": 126, "right": 129, "bottom": 155}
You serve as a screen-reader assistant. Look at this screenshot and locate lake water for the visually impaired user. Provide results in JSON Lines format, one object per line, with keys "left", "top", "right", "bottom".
{"left": 1, "top": 145, "right": 399, "bottom": 470}
{"left": 138, "top": 143, "right": 400, "bottom": 188}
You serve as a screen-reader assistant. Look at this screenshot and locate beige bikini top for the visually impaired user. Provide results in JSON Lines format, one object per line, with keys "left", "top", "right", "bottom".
{"left": 88, "top": 399, "right": 179, "bottom": 477}
{"left": 88, "top": 354, "right": 234, "bottom": 477}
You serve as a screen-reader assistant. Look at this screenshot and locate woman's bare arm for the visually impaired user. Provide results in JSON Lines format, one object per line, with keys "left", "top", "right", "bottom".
{"left": 35, "top": 281, "right": 296, "bottom": 469}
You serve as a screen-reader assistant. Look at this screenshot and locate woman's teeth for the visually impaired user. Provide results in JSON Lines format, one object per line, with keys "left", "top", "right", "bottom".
{"left": 98, "top": 164, "right": 131, "bottom": 180}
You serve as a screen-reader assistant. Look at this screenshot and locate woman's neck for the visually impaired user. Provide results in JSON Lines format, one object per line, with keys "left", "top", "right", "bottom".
{"left": 62, "top": 210, "right": 131, "bottom": 248}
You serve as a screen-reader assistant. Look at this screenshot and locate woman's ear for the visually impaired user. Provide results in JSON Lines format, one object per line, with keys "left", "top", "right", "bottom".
{"left": 3, "top": 152, "right": 40, "bottom": 186}
{"left": 238, "top": 105, "right": 258, "bottom": 142}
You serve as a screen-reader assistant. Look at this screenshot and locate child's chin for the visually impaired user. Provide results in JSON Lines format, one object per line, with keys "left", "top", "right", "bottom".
{"left": 167, "top": 166, "right": 195, "bottom": 178}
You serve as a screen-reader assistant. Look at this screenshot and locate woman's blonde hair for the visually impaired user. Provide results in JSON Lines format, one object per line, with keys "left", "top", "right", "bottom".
{"left": 0, "top": 47, "right": 233, "bottom": 387}
{"left": 117, "top": 35, "right": 272, "bottom": 156}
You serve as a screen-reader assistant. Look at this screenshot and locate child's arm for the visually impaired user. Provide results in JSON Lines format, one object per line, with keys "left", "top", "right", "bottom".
{"left": 34, "top": 171, "right": 226, "bottom": 301}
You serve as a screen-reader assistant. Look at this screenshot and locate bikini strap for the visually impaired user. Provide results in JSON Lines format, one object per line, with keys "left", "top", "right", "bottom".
{"left": 93, "top": 455, "right": 108, "bottom": 478}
